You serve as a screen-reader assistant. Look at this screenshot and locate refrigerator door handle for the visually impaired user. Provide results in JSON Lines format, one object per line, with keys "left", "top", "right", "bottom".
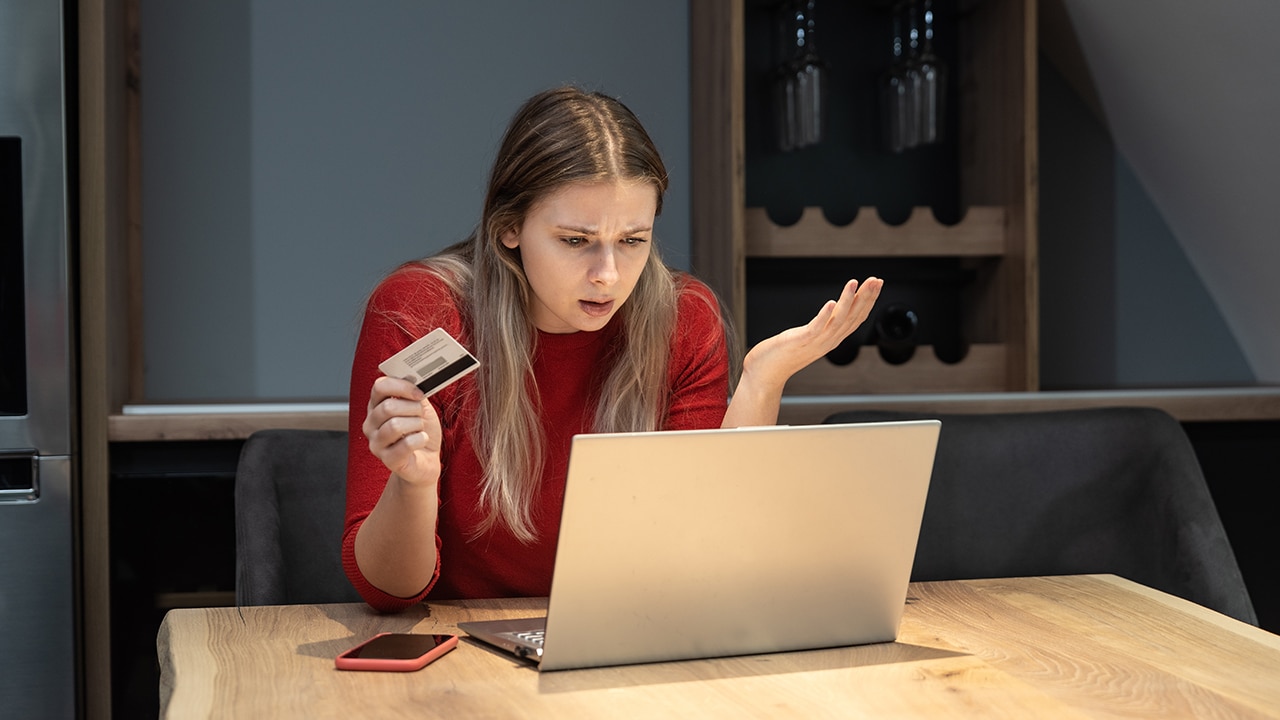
{"left": 0, "top": 451, "right": 39, "bottom": 502}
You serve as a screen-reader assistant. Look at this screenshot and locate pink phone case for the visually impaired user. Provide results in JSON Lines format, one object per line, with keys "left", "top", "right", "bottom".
{"left": 335, "top": 632, "right": 458, "bottom": 672}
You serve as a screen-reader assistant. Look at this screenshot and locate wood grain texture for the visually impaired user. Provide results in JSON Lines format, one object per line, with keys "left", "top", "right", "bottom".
{"left": 958, "top": 0, "right": 1039, "bottom": 391}
{"left": 689, "top": 0, "right": 746, "bottom": 340}
{"left": 908, "top": 576, "right": 1280, "bottom": 719}
{"left": 78, "top": 1, "right": 132, "bottom": 717}
{"left": 782, "top": 343, "right": 1009, "bottom": 395}
{"left": 744, "top": 207, "right": 1007, "bottom": 258}
{"left": 108, "top": 409, "right": 348, "bottom": 442}
{"left": 157, "top": 576, "right": 1280, "bottom": 719}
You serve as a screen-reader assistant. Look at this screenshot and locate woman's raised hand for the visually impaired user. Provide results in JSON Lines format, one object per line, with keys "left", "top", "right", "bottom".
{"left": 362, "top": 376, "right": 443, "bottom": 486}
{"left": 743, "top": 277, "right": 883, "bottom": 390}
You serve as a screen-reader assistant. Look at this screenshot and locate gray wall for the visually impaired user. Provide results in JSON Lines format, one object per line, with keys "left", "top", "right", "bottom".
{"left": 1054, "top": 0, "right": 1280, "bottom": 385}
{"left": 1038, "top": 59, "right": 1253, "bottom": 389}
{"left": 140, "top": 0, "right": 690, "bottom": 401}
{"left": 139, "top": 1, "right": 1261, "bottom": 402}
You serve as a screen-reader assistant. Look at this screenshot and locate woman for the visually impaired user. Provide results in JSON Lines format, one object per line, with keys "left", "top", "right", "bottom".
{"left": 344, "top": 86, "right": 882, "bottom": 612}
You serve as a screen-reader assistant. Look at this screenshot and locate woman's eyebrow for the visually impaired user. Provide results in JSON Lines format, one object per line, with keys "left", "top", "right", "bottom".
{"left": 554, "top": 224, "right": 653, "bottom": 236}
{"left": 554, "top": 225, "right": 597, "bottom": 235}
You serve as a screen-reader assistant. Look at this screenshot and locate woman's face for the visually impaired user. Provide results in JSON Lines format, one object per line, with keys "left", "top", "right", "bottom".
{"left": 502, "top": 180, "right": 657, "bottom": 334}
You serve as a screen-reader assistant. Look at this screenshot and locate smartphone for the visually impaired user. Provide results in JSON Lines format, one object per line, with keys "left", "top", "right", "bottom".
{"left": 335, "top": 632, "right": 458, "bottom": 672}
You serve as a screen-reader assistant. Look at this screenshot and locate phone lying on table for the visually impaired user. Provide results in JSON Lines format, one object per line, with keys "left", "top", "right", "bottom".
{"left": 335, "top": 632, "right": 459, "bottom": 672}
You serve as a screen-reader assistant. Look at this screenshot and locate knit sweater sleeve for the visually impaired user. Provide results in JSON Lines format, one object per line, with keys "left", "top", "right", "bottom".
{"left": 664, "top": 276, "right": 731, "bottom": 431}
{"left": 342, "top": 265, "right": 458, "bottom": 612}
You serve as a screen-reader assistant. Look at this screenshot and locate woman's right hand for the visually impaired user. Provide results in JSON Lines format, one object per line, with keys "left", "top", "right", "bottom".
{"left": 362, "top": 376, "right": 443, "bottom": 486}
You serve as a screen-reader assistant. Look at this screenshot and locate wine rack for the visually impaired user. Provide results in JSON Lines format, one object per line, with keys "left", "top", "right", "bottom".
{"left": 691, "top": 0, "right": 1038, "bottom": 394}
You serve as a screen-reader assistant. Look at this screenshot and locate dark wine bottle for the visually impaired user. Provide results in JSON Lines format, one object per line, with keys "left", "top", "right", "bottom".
{"left": 875, "top": 303, "right": 919, "bottom": 365}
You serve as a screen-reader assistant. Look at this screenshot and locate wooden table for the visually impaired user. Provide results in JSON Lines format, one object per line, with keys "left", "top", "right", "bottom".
{"left": 157, "top": 575, "right": 1280, "bottom": 719}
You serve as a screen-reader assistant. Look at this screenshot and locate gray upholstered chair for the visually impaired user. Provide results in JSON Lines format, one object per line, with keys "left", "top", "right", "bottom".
{"left": 823, "top": 406, "right": 1257, "bottom": 625}
{"left": 234, "top": 428, "right": 362, "bottom": 606}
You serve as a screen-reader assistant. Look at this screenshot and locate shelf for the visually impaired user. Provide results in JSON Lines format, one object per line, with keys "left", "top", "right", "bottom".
{"left": 785, "top": 343, "right": 1008, "bottom": 395}
{"left": 155, "top": 591, "right": 236, "bottom": 610}
{"left": 777, "top": 386, "right": 1280, "bottom": 426}
{"left": 109, "top": 403, "right": 347, "bottom": 442}
{"left": 692, "top": 0, "right": 1038, "bottom": 393}
{"left": 745, "top": 206, "right": 1006, "bottom": 258}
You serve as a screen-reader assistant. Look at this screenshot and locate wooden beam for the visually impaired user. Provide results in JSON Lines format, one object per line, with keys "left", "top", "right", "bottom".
{"left": 77, "top": 0, "right": 131, "bottom": 716}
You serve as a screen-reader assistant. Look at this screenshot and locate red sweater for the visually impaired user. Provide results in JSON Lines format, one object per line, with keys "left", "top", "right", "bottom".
{"left": 343, "top": 264, "right": 730, "bottom": 611}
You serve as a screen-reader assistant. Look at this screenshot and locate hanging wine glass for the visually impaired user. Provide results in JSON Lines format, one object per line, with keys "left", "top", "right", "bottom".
{"left": 771, "top": 0, "right": 828, "bottom": 152}
{"left": 902, "top": 0, "right": 926, "bottom": 150}
{"left": 910, "top": 0, "right": 948, "bottom": 146}
{"left": 879, "top": 3, "right": 914, "bottom": 153}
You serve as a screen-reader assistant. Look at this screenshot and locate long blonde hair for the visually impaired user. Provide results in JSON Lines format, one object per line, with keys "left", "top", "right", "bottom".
{"left": 418, "top": 87, "right": 690, "bottom": 542}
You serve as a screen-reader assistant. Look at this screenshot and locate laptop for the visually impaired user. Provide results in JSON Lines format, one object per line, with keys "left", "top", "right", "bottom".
{"left": 458, "top": 419, "right": 940, "bottom": 671}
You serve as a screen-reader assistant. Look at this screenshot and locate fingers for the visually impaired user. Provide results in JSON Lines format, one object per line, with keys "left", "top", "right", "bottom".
{"left": 364, "top": 377, "right": 422, "bottom": 434}
{"left": 363, "top": 376, "right": 441, "bottom": 471}
{"left": 805, "top": 297, "right": 838, "bottom": 333}
{"left": 811, "top": 277, "right": 882, "bottom": 341}
{"left": 825, "top": 280, "right": 861, "bottom": 334}
{"left": 741, "top": 276, "right": 886, "bottom": 389}
{"left": 369, "top": 375, "right": 424, "bottom": 408}
{"left": 839, "top": 276, "right": 881, "bottom": 332}
{"left": 367, "top": 411, "right": 427, "bottom": 449}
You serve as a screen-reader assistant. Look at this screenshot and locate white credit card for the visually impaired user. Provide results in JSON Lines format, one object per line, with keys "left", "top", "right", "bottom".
{"left": 378, "top": 327, "right": 480, "bottom": 397}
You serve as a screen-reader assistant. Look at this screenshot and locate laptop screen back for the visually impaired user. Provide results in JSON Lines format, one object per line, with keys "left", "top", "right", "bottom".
{"left": 538, "top": 420, "right": 940, "bottom": 671}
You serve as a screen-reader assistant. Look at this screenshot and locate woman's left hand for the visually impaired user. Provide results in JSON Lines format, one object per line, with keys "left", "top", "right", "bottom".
{"left": 723, "top": 277, "right": 882, "bottom": 428}
{"left": 743, "top": 277, "right": 883, "bottom": 390}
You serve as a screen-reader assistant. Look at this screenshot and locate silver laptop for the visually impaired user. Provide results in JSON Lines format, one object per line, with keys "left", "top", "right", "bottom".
{"left": 459, "top": 420, "right": 940, "bottom": 671}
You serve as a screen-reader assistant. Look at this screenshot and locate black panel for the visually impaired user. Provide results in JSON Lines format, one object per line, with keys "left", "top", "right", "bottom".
{"left": 746, "top": 256, "right": 971, "bottom": 365}
{"left": 1183, "top": 420, "right": 1280, "bottom": 633}
{"left": 744, "top": 0, "right": 963, "bottom": 223}
{"left": 110, "top": 440, "right": 242, "bottom": 720}
{"left": 1, "top": 137, "right": 27, "bottom": 416}
{"left": 0, "top": 453, "right": 35, "bottom": 493}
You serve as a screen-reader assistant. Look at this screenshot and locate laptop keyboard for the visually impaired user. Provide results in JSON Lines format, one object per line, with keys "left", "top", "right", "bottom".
{"left": 510, "top": 629, "right": 545, "bottom": 647}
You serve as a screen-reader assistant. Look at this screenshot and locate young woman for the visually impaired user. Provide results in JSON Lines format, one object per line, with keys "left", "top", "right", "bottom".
{"left": 344, "top": 86, "right": 882, "bottom": 611}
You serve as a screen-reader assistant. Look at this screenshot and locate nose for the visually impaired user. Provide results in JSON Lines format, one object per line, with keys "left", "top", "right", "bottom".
{"left": 588, "top": 245, "right": 619, "bottom": 286}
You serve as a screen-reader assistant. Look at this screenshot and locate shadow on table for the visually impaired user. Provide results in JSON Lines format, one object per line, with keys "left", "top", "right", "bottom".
{"left": 293, "top": 603, "right": 436, "bottom": 660}
{"left": 528, "top": 641, "right": 965, "bottom": 694}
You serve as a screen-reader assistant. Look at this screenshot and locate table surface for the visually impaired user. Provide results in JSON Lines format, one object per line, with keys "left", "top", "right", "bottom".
{"left": 157, "top": 574, "right": 1280, "bottom": 719}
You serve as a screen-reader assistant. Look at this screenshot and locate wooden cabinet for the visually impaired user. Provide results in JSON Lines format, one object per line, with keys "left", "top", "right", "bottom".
{"left": 690, "top": 0, "right": 1038, "bottom": 393}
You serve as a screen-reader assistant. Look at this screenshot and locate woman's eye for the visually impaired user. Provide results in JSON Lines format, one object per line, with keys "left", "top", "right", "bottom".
{"left": 622, "top": 237, "right": 648, "bottom": 246}
{"left": 562, "top": 236, "right": 587, "bottom": 247}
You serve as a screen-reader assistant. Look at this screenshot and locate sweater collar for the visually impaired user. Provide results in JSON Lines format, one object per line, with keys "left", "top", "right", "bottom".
{"left": 534, "top": 315, "right": 620, "bottom": 353}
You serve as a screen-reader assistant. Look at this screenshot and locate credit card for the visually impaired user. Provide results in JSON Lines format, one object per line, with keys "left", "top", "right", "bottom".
{"left": 378, "top": 327, "right": 480, "bottom": 397}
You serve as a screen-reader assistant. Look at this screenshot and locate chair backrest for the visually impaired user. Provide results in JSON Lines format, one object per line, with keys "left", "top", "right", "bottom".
{"left": 824, "top": 406, "right": 1257, "bottom": 625}
{"left": 234, "top": 428, "right": 362, "bottom": 606}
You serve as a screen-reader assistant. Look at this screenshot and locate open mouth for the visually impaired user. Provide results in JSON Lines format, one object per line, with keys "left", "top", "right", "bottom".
{"left": 578, "top": 299, "right": 615, "bottom": 318}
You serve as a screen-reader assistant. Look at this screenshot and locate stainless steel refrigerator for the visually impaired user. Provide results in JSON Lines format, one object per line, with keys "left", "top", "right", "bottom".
{"left": 1, "top": 0, "right": 79, "bottom": 717}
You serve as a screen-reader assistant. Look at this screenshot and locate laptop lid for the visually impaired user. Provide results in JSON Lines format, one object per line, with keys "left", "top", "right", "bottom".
{"left": 515, "top": 420, "right": 939, "bottom": 671}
